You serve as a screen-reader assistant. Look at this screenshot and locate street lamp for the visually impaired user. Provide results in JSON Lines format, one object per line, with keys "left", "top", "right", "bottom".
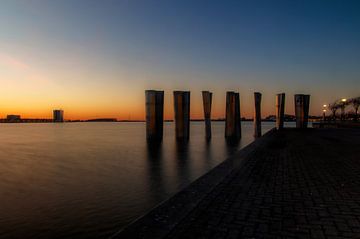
{"left": 322, "top": 104, "right": 327, "bottom": 121}
{"left": 340, "top": 98, "right": 347, "bottom": 121}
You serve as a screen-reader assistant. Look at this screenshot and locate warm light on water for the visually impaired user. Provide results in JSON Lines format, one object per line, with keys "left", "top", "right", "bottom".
{"left": 0, "top": 122, "right": 293, "bottom": 239}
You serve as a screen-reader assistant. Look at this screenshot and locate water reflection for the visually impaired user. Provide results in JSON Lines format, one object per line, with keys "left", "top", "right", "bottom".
{"left": 175, "top": 140, "right": 192, "bottom": 188}
{"left": 203, "top": 139, "right": 214, "bottom": 171}
{"left": 225, "top": 138, "right": 241, "bottom": 155}
{"left": 145, "top": 141, "right": 167, "bottom": 203}
{"left": 0, "top": 121, "right": 282, "bottom": 239}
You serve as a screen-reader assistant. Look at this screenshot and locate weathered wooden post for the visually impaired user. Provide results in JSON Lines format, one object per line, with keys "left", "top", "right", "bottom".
{"left": 303, "top": 94, "right": 310, "bottom": 128}
{"left": 295, "top": 94, "right": 304, "bottom": 128}
{"left": 202, "top": 91, "right": 212, "bottom": 140}
{"left": 145, "top": 90, "right": 164, "bottom": 141}
{"left": 295, "top": 94, "right": 310, "bottom": 128}
{"left": 276, "top": 93, "right": 285, "bottom": 130}
{"left": 174, "top": 91, "right": 190, "bottom": 141}
{"left": 254, "top": 92, "right": 262, "bottom": 137}
{"left": 225, "top": 91, "right": 241, "bottom": 140}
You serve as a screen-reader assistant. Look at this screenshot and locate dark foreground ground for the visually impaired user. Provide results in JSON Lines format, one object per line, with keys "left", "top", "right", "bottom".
{"left": 114, "top": 128, "right": 360, "bottom": 239}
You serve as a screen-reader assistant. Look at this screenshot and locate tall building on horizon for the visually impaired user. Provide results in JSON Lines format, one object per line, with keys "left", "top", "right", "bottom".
{"left": 53, "top": 110, "right": 64, "bottom": 122}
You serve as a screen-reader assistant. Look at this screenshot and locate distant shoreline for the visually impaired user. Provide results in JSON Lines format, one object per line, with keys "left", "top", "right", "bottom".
{"left": 0, "top": 114, "right": 323, "bottom": 124}
{"left": 0, "top": 119, "right": 300, "bottom": 124}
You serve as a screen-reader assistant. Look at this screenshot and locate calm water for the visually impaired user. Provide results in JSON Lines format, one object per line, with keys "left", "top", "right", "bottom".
{"left": 0, "top": 122, "right": 289, "bottom": 239}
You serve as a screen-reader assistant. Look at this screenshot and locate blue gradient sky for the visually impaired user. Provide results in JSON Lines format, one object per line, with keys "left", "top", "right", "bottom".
{"left": 0, "top": 0, "right": 359, "bottom": 119}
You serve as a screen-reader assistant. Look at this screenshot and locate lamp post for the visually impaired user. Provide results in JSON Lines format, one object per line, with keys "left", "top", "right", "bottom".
{"left": 322, "top": 104, "right": 327, "bottom": 121}
{"left": 340, "top": 98, "right": 347, "bottom": 121}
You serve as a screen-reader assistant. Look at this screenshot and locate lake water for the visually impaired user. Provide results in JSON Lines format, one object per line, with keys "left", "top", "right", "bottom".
{"left": 0, "top": 121, "right": 292, "bottom": 238}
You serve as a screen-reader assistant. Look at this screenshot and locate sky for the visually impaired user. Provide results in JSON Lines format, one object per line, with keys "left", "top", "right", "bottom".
{"left": 0, "top": 0, "right": 359, "bottom": 120}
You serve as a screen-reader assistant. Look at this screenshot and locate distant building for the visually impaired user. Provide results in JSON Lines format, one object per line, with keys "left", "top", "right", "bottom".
{"left": 6, "top": 115, "right": 21, "bottom": 122}
{"left": 53, "top": 110, "right": 64, "bottom": 122}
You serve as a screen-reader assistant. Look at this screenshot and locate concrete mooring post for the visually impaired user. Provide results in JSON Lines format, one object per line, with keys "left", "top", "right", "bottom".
{"left": 202, "top": 91, "right": 212, "bottom": 140}
{"left": 294, "top": 94, "right": 310, "bottom": 128}
{"left": 174, "top": 91, "right": 190, "bottom": 140}
{"left": 225, "top": 91, "right": 241, "bottom": 140}
{"left": 254, "top": 92, "right": 262, "bottom": 137}
{"left": 276, "top": 93, "right": 285, "bottom": 130}
{"left": 295, "top": 94, "right": 304, "bottom": 128}
{"left": 303, "top": 94, "right": 310, "bottom": 128}
{"left": 145, "top": 90, "right": 164, "bottom": 142}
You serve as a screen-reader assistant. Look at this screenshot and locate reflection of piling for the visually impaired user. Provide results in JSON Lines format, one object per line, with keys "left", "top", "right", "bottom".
{"left": 145, "top": 90, "right": 164, "bottom": 141}
{"left": 202, "top": 91, "right": 212, "bottom": 140}
{"left": 174, "top": 91, "right": 190, "bottom": 140}
{"left": 295, "top": 94, "right": 310, "bottom": 128}
{"left": 276, "top": 93, "right": 285, "bottom": 130}
{"left": 254, "top": 92, "right": 262, "bottom": 137}
{"left": 225, "top": 92, "right": 241, "bottom": 140}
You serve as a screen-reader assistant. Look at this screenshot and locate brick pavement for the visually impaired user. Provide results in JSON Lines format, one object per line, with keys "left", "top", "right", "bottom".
{"left": 115, "top": 128, "right": 360, "bottom": 239}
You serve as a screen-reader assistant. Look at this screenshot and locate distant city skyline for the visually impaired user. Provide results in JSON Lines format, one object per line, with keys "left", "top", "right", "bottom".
{"left": 1, "top": 1, "right": 359, "bottom": 120}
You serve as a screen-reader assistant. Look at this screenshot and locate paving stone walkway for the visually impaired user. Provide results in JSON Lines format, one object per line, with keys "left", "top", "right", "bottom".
{"left": 116, "top": 128, "right": 360, "bottom": 239}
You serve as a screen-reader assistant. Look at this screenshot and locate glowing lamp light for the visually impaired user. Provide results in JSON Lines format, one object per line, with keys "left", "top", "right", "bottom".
{"left": 341, "top": 98, "right": 347, "bottom": 102}
{"left": 323, "top": 109, "right": 326, "bottom": 112}
{"left": 323, "top": 104, "right": 327, "bottom": 107}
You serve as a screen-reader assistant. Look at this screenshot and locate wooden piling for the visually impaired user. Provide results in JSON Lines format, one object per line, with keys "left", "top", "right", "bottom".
{"left": 225, "top": 92, "right": 241, "bottom": 140}
{"left": 295, "top": 94, "right": 304, "bottom": 128}
{"left": 295, "top": 94, "right": 310, "bottom": 128}
{"left": 145, "top": 90, "right": 164, "bottom": 141}
{"left": 276, "top": 93, "right": 285, "bottom": 130}
{"left": 202, "top": 91, "right": 212, "bottom": 140}
{"left": 303, "top": 94, "right": 310, "bottom": 128}
{"left": 174, "top": 91, "right": 191, "bottom": 140}
{"left": 254, "top": 92, "right": 262, "bottom": 137}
